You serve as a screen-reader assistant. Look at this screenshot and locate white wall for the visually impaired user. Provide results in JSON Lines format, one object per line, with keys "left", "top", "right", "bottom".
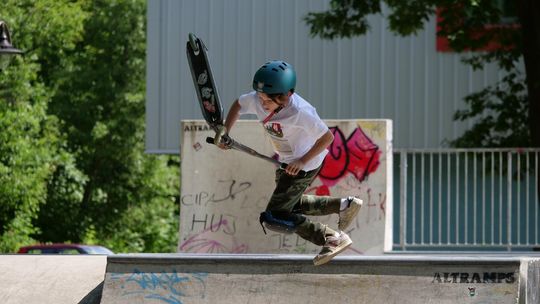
{"left": 179, "top": 119, "right": 392, "bottom": 255}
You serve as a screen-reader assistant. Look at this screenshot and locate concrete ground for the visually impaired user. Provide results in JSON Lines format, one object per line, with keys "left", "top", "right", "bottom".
{"left": 0, "top": 255, "right": 106, "bottom": 304}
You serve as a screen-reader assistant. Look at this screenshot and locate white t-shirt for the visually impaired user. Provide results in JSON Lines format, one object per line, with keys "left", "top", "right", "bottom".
{"left": 237, "top": 91, "right": 329, "bottom": 171}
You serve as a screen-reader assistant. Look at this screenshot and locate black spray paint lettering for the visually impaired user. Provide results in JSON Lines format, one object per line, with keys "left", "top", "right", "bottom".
{"left": 191, "top": 213, "right": 236, "bottom": 235}
{"left": 184, "top": 124, "right": 212, "bottom": 132}
{"left": 270, "top": 234, "right": 308, "bottom": 250}
{"left": 181, "top": 179, "right": 252, "bottom": 206}
{"left": 364, "top": 189, "right": 386, "bottom": 224}
{"left": 432, "top": 272, "right": 516, "bottom": 284}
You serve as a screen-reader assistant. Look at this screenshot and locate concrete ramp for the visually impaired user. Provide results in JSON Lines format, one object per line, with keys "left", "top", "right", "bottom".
{"left": 0, "top": 255, "right": 107, "bottom": 304}
{"left": 100, "top": 254, "right": 539, "bottom": 304}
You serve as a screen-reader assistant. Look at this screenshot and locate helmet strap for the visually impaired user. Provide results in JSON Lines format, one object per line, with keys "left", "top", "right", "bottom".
{"left": 261, "top": 92, "right": 289, "bottom": 124}
{"left": 262, "top": 105, "right": 283, "bottom": 124}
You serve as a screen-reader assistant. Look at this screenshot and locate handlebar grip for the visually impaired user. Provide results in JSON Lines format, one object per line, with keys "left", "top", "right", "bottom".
{"left": 206, "top": 136, "right": 231, "bottom": 146}
{"left": 279, "top": 163, "right": 307, "bottom": 177}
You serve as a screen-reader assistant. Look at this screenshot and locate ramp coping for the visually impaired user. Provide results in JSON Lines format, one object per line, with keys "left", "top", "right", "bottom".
{"left": 106, "top": 253, "right": 540, "bottom": 266}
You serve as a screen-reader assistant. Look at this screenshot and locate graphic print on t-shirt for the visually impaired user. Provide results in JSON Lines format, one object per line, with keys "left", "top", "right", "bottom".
{"left": 263, "top": 122, "right": 292, "bottom": 154}
{"left": 264, "top": 123, "right": 283, "bottom": 138}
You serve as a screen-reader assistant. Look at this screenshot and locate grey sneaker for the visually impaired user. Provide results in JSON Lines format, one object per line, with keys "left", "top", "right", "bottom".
{"left": 313, "top": 231, "right": 352, "bottom": 266}
{"left": 338, "top": 196, "right": 363, "bottom": 230}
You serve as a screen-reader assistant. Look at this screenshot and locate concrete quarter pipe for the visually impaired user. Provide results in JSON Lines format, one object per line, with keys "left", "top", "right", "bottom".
{"left": 100, "top": 254, "right": 539, "bottom": 304}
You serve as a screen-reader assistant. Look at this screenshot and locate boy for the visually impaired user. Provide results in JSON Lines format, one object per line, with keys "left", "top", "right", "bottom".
{"left": 215, "top": 60, "right": 362, "bottom": 265}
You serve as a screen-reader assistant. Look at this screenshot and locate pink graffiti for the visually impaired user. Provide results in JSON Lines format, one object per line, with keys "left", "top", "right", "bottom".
{"left": 305, "top": 184, "right": 331, "bottom": 196}
{"left": 317, "top": 126, "right": 381, "bottom": 189}
{"left": 180, "top": 219, "right": 248, "bottom": 253}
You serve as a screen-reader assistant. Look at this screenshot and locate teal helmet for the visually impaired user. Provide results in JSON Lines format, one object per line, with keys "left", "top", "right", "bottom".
{"left": 252, "top": 60, "right": 296, "bottom": 95}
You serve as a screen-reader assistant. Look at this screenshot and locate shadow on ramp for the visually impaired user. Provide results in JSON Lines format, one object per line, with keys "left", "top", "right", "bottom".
{"left": 79, "top": 281, "right": 103, "bottom": 304}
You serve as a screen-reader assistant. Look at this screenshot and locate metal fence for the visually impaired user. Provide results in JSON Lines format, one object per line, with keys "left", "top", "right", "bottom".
{"left": 393, "top": 148, "right": 540, "bottom": 252}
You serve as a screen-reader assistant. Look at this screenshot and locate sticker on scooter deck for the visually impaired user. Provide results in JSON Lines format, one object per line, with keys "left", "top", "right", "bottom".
{"left": 186, "top": 34, "right": 305, "bottom": 175}
{"left": 186, "top": 33, "right": 224, "bottom": 129}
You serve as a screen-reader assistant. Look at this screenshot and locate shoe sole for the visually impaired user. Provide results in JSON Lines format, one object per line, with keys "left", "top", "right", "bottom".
{"left": 312, "top": 238, "right": 353, "bottom": 266}
{"left": 338, "top": 200, "right": 362, "bottom": 231}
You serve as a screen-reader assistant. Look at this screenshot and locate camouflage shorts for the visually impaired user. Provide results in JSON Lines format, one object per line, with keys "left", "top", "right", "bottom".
{"left": 265, "top": 166, "right": 341, "bottom": 246}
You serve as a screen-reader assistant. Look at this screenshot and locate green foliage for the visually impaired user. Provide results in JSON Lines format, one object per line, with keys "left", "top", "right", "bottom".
{"left": 0, "top": 0, "right": 87, "bottom": 252}
{"left": 305, "top": 0, "right": 382, "bottom": 39}
{"left": 384, "top": 0, "right": 436, "bottom": 36}
{"left": 39, "top": 0, "right": 180, "bottom": 252}
{"left": 437, "top": 1, "right": 522, "bottom": 71}
{"left": 305, "top": 0, "right": 534, "bottom": 148}
{"left": 0, "top": 0, "right": 180, "bottom": 253}
{"left": 79, "top": 155, "right": 179, "bottom": 253}
{"left": 451, "top": 72, "right": 529, "bottom": 147}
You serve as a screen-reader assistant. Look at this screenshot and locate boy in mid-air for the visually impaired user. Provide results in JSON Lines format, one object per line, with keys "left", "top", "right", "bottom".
{"left": 215, "top": 60, "right": 362, "bottom": 265}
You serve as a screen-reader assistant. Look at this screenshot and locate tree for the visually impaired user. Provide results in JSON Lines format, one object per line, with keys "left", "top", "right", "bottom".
{"left": 305, "top": 0, "right": 540, "bottom": 148}
{"left": 41, "top": 0, "right": 180, "bottom": 253}
{"left": 0, "top": 0, "right": 88, "bottom": 252}
{"left": 0, "top": 0, "right": 180, "bottom": 253}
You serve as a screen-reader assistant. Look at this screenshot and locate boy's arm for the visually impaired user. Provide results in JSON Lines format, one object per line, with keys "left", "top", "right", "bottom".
{"left": 215, "top": 99, "right": 241, "bottom": 149}
{"left": 285, "top": 130, "right": 334, "bottom": 175}
{"left": 224, "top": 99, "right": 241, "bottom": 131}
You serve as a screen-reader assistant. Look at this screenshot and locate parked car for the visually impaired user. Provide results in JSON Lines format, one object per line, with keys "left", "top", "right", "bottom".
{"left": 17, "top": 243, "right": 114, "bottom": 255}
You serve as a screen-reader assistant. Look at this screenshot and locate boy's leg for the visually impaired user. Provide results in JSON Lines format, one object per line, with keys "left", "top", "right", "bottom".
{"left": 312, "top": 230, "right": 352, "bottom": 266}
{"left": 294, "top": 195, "right": 341, "bottom": 216}
{"left": 265, "top": 167, "right": 330, "bottom": 246}
{"left": 338, "top": 197, "right": 363, "bottom": 230}
{"left": 266, "top": 167, "right": 322, "bottom": 216}
{"left": 264, "top": 167, "right": 352, "bottom": 265}
{"left": 295, "top": 195, "right": 363, "bottom": 231}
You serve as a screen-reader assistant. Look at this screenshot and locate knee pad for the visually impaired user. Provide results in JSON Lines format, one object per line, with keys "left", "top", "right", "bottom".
{"left": 259, "top": 211, "right": 301, "bottom": 235}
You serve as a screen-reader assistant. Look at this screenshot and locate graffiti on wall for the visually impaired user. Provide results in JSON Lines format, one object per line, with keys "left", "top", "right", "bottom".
{"left": 180, "top": 121, "right": 390, "bottom": 254}
{"left": 110, "top": 270, "right": 208, "bottom": 304}
{"left": 179, "top": 217, "right": 249, "bottom": 253}
{"left": 306, "top": 126, "right": 386, "bottom": 225}
{"left": 311, "top": 126, "right": 381, "bottom": 195}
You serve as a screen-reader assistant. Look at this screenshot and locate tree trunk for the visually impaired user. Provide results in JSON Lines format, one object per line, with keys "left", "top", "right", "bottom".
{"left": 518, "top": 0, "right": 540, "bottom": 147}
{"left": 517, "top": 0, "right": 540, "bottom": 205}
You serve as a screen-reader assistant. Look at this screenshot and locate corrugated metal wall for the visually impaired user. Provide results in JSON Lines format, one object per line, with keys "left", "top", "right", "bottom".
{"left": 146, "top": 0, "right": 512, "bottom": 154}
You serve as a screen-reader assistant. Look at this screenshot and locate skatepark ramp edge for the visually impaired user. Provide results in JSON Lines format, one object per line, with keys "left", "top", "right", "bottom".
{"left": 100, "top": 254, "right": 540, "bottom": 304}
{"left": 0, "top": 254, "right": 537, "bottom": 304}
